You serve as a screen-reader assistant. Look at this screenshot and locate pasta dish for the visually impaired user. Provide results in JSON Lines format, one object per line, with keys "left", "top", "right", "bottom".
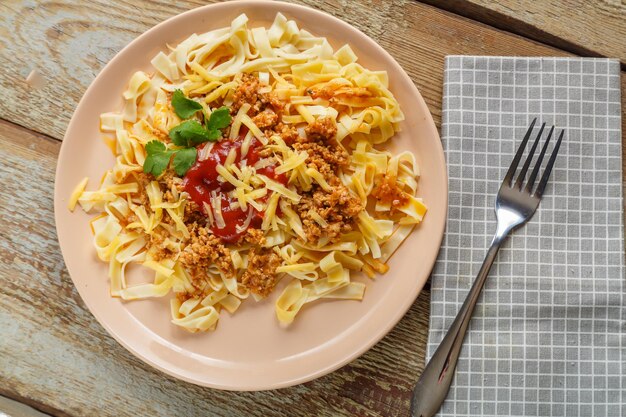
{"left": 69, "top": 13, "right": 427, "bottom": 332}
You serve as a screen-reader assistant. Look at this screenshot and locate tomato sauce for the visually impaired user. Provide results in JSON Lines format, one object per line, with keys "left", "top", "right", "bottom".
{"left": 183, "top": 130, "right": 286, "bottom": 243}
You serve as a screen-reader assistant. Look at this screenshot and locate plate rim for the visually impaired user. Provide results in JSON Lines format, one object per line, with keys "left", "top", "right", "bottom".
{"left": 54, "top": 0, "right": 448, "bottom": 390}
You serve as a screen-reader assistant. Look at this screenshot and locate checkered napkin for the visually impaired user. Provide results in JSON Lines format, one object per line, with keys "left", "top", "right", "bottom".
{"left": 427, "top": 56, "right": 625, "bottom": 417}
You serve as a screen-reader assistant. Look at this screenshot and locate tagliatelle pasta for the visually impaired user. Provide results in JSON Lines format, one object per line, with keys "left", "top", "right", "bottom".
{"left": 72, "top": 13, "right": 427, "bottom": 332}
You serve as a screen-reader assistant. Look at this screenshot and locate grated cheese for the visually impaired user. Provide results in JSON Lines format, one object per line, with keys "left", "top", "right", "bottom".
{"left": 216, "top": 164, "right": 252, "bottom": 190}
{"left": 258, "top": 175, "right": 301, "bottom": 202}
{"left": 210, "top": 192, "right": 226, "bottom": 229}
{"left": 68, "top": 177, "right": 89, "bottom": 211}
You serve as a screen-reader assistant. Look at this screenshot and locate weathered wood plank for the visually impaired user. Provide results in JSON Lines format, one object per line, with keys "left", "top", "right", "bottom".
{"left": 0, "top": 0, "right": 575, "bottom": 142}
{"left": 0, "top": 118, "right": 430, "bottom": 417}
{"left": 421, "top": 0, "right": 626, "bottom": 67}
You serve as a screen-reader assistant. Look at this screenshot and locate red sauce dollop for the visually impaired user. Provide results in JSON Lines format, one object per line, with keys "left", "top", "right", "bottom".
{"left": 183, "top": 130, "right": 286, "bottom": 243}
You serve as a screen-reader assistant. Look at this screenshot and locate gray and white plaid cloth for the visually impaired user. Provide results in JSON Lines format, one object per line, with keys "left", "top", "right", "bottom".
{"left": 427, "top": 56, "right": 625, "bottom": 417}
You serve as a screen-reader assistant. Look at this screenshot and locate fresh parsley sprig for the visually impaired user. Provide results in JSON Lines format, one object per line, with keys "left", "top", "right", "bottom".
{"left": 172, "top": 147, "right": 198, "bottom": 176}
{"left": 143, "top": 141, "right": 174, "bottom": 176}
{"left": 171, "top": 89, "right": 203, "bottom": 119}
{"left": 169, "top": 120, "right": 212, "bottom": 147}
{"left": 205, "top": 106, "right": 231, "bottom": 132}
{"left": 143, "top": 90, "right": 232, "bottom": 177}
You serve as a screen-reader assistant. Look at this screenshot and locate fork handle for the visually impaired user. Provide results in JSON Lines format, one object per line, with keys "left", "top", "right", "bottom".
{"left": 411, "top": 233, "right": 507, "bottom": 417}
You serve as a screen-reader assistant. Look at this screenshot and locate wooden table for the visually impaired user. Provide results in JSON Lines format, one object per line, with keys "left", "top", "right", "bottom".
{"left": 1, "top": 1, "right": 624, "bottom": 416}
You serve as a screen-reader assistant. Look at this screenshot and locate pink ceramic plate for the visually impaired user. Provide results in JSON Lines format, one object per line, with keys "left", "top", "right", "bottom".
{"left": 54, "top": 1, "right": 447, "bottom": 390}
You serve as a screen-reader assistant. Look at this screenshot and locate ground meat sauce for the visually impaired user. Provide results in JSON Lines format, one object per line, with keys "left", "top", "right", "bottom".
{"left": 183, "top": 128, "right": 287, "bottom": 243}
{"left": 371, "top": 173, "right": 410, "bottom": 208}
{"left": 290, "top": 117, "right": 363, "bottom": 244}
{"left": 240, "top": 248, "right": 281, "bottom": 297}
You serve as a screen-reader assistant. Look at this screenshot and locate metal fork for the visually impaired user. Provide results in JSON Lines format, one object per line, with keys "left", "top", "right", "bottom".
{"left": 411, "top": 119, "right": 564, "bottom": 417}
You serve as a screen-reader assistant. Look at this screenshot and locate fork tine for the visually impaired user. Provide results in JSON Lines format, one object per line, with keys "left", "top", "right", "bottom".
{"left": 525, "top": 125, "right": 555, "bottom": 194}
{"left": 534, "top": 130, "right": 564, "bottom": 198}
{"left": 514, "top": 123, "right": 545, "bottom": 189}
{"left": 503, "top": 118, "right": 537, "bottom": 186}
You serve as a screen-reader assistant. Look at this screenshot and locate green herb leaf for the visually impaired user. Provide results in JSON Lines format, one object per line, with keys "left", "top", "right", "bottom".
{"left": 143, "top": 140, "right": 173, "bottom": 177}
{"left": 171, "top": 89, "right": 203, "bottom": 119}
{"left": 173, "top": 147, "right": 197, "bottom": 176}
{"left": 206, "top": 107, "right": 232, "bottom": 132}
{"left": 169, "top": 120, "right": 210, "bottom": 147}
{"left": 162, "top": 105, "right": 232, "bottom": 178}
{"left": 207, "top": 128, "right": 222, "bottom": 142}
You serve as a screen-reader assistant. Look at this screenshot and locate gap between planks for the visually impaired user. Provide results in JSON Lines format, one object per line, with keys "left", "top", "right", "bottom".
{"left": 0, "top": 117, "right": 62, "bottom": 147}
{"left": 0, "top": 391, "right": 59, "bottom": 417}
{"left": 416, "top": 0, "right": 626, "bottom": 70}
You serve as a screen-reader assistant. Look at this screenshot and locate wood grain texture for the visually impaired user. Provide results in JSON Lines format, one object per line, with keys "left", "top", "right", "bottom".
{"left": 0, "top": 1, "right": 624, "bottom": 416}
{"left": 422, "top": 0, "right": 626, "bottom": 67}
